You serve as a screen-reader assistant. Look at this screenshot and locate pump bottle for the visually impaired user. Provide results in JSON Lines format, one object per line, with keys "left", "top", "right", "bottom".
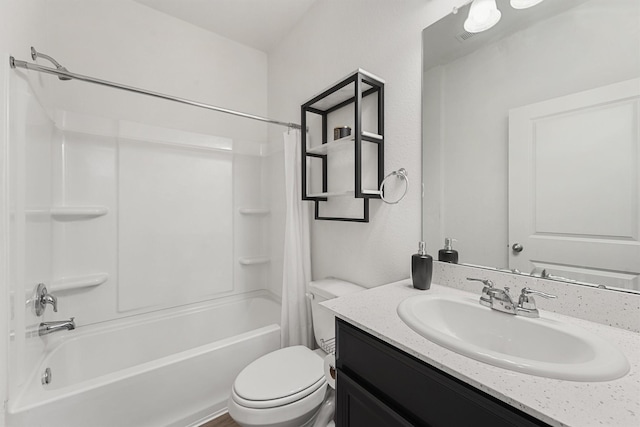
{"left": 411, "top": 241, "right": 433, "bottom": 290}
{"left": 438, "top": 237, "right": 459, "bottom": 264}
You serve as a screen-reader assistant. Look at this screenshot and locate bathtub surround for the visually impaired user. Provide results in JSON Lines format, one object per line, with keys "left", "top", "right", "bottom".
{"left": 3, "top": 76, "right": 282, "bottom": 425}
{"left": 0, "top": 2, "right": 285, "bottom": 426}
{"left": 281, "top": 129, "right": 313, "bottom": 348}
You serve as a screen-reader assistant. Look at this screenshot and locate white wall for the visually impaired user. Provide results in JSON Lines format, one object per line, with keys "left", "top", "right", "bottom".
{"left": 268, "top": 0, "right": 467, "bottom": 287}
{"left": 34, "top": 1, "right": 268, "bottom": 140}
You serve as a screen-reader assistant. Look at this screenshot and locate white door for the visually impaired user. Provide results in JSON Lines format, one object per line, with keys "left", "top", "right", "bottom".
{"left": 509, "top": 78, "right": 640, "bottom": 291}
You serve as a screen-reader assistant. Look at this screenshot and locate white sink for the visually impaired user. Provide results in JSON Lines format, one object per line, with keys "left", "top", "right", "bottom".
{"left": 397, "top": 294, "right": 630, "bottom": 382}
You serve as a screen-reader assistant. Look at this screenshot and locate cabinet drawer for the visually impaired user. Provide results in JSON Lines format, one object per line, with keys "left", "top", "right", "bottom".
{"left": 336, "top": 319, "right": 549, "bottom": 427}
{"left": 337, "top": 370, "right": 414, "bottom": 427}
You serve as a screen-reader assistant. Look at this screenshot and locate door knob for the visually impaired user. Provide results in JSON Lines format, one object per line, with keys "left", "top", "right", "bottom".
{"left": 512, "top": 243, "right": 524, "bottom": 253}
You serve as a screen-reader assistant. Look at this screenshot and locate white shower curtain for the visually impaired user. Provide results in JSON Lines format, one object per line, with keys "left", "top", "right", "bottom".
{"left": 281, "top": 129, "right": 313, "bottom": 348}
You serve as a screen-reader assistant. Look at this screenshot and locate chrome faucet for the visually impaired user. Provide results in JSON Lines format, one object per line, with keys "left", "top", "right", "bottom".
{"left": 465, "top": 278, "right": 493, "bottom": 307}
{"left": 39, "top": 317, "right": 75, "bottom": 336}
{"left": 516, "top": 288, "right": 557, "bottom": 318}
{"left": 467, "top": 278, "right": 556, "bottom": 318}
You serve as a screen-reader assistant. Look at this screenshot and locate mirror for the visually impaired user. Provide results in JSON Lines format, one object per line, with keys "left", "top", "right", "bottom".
{"left": 422, "top": 0, "right": 640, "bottom": 293}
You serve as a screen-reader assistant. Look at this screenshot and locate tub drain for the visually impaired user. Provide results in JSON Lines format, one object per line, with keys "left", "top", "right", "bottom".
{"left": 42, "top": 367, "right": 52, "bottom": 385}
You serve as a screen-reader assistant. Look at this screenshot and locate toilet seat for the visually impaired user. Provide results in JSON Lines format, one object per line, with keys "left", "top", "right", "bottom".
{"left": 232, "top": 345, "right": 326, "bottom": 409}
{"left": 233, "top": 376, "right": 326, "bottom": 409}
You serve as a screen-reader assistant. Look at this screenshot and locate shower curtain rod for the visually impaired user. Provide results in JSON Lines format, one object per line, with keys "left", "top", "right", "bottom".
{"left": 9, "top": 47, "right": 302, "bottom": 130}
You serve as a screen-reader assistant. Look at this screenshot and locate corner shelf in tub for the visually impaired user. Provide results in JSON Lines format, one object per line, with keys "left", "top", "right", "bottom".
{"left": 49, "top": 206, "right": 109, "bottom": 220}
{"left": 50, "top": 273, "right": 109, "bottom": 292}
{"left": 239, "top": 257, "right": 270, "bottom": 266}
{"left": 239, "top": 208, "right": 271, "bottom": 216}
{"left": 25, "top": 206, "right": 109, "bottom": 220}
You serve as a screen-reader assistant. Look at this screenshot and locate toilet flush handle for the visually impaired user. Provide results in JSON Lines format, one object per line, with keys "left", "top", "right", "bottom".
{"left": 305, "top": 292, "right": 314, "bottom": 300}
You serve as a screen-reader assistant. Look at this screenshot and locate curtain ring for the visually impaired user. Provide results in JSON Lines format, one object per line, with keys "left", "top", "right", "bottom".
{"left": 379, "top": 168, "right": 408, "bottom": 204}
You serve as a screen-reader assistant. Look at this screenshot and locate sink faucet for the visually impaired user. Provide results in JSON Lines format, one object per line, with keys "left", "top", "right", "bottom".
{"left": 467, "top": 278, "right": 556, "bottom": 317}
{"left": 39, "top": 317, "right": 75, "bottom": 336}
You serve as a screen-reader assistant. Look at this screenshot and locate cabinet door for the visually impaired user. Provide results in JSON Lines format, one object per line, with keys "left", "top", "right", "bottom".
{"left": 336, "top": 371, "right": 414, "bottom": 427}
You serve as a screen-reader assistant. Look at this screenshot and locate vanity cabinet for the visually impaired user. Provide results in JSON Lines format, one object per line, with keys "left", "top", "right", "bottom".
{"left": 335, "top": 319, "right": 550, "bottom": 427}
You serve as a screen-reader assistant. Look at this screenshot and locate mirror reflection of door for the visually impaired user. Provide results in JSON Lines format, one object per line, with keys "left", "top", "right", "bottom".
{"left": 509, "top": 78, "right": 640, "bottom": 290}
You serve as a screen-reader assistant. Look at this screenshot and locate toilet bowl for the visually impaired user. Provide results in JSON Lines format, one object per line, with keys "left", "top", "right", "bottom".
{"left": 228, "top": 279, "right": 365, "bottom": 427}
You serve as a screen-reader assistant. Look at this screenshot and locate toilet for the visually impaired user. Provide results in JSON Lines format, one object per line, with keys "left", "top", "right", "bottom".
{"left": 228, "top": 279, "right": 365, "bottom": 427}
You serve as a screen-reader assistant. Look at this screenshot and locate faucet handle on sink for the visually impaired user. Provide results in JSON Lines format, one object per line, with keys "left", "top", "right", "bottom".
{"left": 520, "top": 287, "right": 557, "bottom": 301}
{"left": 517, "top": 288, "right": 557, "bottom": 317}
{"left": 466, "top": 277, "right": 494, "bottom": 305}
{"left": 466, "top": 277, "right": 494, "bottom": 288}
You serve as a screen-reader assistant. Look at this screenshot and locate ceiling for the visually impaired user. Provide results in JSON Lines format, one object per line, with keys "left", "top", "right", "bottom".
{"left": 134, "top": 0, "right": 317, "bottom": 52}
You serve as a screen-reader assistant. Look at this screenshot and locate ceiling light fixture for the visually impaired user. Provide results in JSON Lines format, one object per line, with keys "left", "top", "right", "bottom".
{"left": 464, "top": 0, "right": 502, "bottom": 33}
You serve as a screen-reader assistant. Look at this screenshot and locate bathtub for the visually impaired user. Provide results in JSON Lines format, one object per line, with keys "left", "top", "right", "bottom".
{"left": 7, "top": 291, "right": 281, "bottom": 427}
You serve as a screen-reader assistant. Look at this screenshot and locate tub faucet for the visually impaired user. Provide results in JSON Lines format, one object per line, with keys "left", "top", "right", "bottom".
{"left": 39, "top": 317, "right": 75, "bottom": 336}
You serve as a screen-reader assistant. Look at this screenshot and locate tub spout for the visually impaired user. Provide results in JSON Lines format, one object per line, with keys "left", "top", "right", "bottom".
{"left": 39, "top": 317, "right": 76, "bottom": 336}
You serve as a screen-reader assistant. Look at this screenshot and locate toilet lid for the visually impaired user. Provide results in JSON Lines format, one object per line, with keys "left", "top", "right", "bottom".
{"left": 234, "top": 346, "right": 325, "bottom": 404}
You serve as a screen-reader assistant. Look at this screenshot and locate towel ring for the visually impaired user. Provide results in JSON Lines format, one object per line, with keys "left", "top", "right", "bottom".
{"left": 379, "top": 168, "right": 408, "bottom": 204}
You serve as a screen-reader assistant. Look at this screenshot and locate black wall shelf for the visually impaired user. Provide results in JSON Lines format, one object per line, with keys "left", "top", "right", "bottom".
{"left": 301, "top": 69, "right": 385, "bottom": 222}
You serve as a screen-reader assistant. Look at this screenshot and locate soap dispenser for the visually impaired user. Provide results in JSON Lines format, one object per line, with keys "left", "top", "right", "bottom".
{"left": 411, "top": 241, "right": 433, "bottom": 290}
{"left": 438, "top": 237, "right": 459, "bottom": 264}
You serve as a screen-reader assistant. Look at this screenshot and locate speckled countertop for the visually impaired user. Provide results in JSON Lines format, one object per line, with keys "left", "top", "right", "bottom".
{"left": 321, "top": 280, "right": 640, "bottom": 427}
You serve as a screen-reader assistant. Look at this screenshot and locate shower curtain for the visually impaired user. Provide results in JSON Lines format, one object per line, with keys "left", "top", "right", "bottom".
{"left": 281, "top": 129, "right": 312, "bottom": 348}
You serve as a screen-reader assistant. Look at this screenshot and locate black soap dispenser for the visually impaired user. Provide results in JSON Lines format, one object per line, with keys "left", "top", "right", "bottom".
{"left": 411, "top": 241, "right": 433, "bottom": 290}
{"left": 438, "top": 237, "right": 459, "bottom": 264}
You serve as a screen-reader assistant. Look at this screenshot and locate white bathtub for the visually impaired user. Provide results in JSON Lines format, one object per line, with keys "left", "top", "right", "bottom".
{"left": 7, "top": 292, "right": 281, "bottom": 427}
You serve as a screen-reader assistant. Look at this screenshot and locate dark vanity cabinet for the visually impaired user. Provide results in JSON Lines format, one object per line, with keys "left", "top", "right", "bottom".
{"left": 335, "top": 319, "right": 550, "bottom": 427}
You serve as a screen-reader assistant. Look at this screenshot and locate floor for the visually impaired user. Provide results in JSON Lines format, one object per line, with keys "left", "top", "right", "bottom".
{"left": 199, "top": 413, "right": 240, "bottom": 427}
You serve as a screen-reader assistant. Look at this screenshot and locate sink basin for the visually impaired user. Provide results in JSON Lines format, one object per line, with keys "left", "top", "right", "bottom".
{"left": 397, "top": 294, "right": 630, "bottom": 381}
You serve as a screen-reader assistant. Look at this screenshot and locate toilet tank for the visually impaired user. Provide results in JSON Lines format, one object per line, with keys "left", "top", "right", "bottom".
{"left": 307, "top": 279, "right": 365, "bottom": 353}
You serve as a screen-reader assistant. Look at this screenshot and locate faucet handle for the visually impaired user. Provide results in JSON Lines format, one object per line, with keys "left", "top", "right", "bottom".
{"left": 467, "top": 278, "right": 494, "bottom": 305}
{"left": 518, "top": 287, "right": 557, "bottom": 314}
{"left": 520, "top": 287, "right": 557, "bottom": 300}
{"left": 44, "top": 293, "right": 58, "bottom": 313}
{"left": 466, "top": 277, "right": 494, "bottom": 288}
{"left": 34, "top": 283, "right": 58, "bottom": 316}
